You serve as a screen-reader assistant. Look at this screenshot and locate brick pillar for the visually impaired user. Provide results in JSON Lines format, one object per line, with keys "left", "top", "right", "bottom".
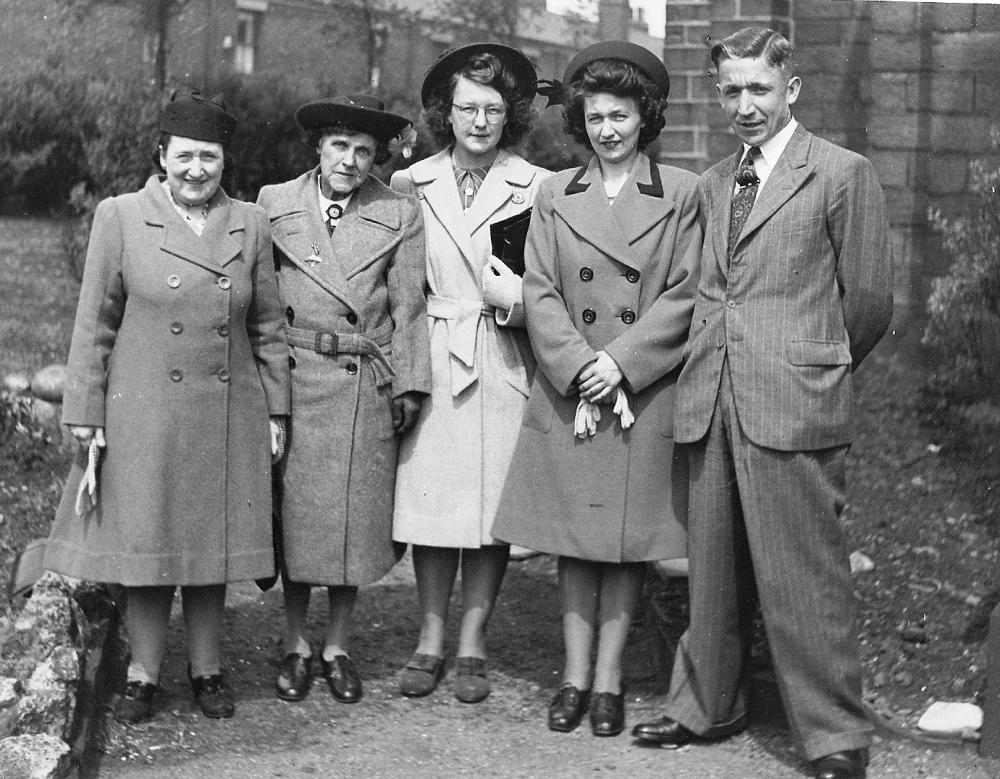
{"left": 661, "top": 0, "right": 713, "bottom": 173}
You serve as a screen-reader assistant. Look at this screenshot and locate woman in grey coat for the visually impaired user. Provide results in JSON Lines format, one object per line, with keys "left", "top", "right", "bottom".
{"left": 44, "top": 91, "right": 291, "bottom": 724}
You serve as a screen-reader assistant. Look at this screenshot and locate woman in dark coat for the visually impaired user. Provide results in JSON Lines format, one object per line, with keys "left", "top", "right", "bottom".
{"left": 44, "top": 91, "right": 291, "bottom": 724}
{"left": 257, "top": 96, "right": 430, "bottom": 705}
{"left": 493, "top": 42, "right": 700, "bottom": 736}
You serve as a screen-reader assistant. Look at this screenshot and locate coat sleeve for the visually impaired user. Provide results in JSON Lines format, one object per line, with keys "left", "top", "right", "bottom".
{"left": 389, "top": 170, "right": 416, "bottom": 198}
{"left": 603, "top": 178, "right": 702, "bottom": 393}
{"left": 245, "top": 203, "right": 292, "bottom": 416}
{"left": 387, "top": 196, "right": 432, "bottom": 398}
{"left": 61, "top": 197, "right": 127, "bottom": 427}
{"left": 829, "top": 154, "right": 894, "bottom": 369}
{"left": 523, "top": 183, "right": 599, "bottom": 397}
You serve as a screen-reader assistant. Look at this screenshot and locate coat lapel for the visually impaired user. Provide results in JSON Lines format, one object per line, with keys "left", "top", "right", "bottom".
{"left": 266, "top": 169, "right": 359, "bottom": 313}
{"left": 331, "top": 176, "right": 403, "bottom": 280}
{"left": 140, "top": 177, "right": 233, "bottom": 275}
{"left": 465, "top": 149, "right": 536, "bottom": 236}
{"left": 611, "top": 156, "right": 674, "bottom": 248}
{"left": 709, "top": 153, "right": 739, "bottom": 276}
{"left": 410, "top": 150, "right": 478, "bottom": 270}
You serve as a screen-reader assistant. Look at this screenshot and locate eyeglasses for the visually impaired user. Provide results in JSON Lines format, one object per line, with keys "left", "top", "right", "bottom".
{"left": 451, "top": 104, "right": 506, "bottom": 124}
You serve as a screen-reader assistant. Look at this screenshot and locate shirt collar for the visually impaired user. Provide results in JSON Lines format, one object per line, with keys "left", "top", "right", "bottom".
{"left": 744, "top": 117, "right": 797, "bottom": 171}
{"left": 317, "top": 176, "right": 354, "bottom": 214}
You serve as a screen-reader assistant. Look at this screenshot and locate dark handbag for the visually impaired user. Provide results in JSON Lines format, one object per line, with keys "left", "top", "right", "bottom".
{"left": 489, "top": 208, "right": 532, "bottom": 277}
{"left": 8, "top": 538, "right": 47, "bottom": 601}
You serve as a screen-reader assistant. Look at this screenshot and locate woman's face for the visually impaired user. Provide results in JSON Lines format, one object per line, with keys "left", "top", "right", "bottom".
{"left": 584, "top": 92, "right": 642, "bottom": 168}
{"left": 449, "top": 75, "right": 506, "bottom": 159}
{"left": 159, "top": 135, "right": 225, "bottom": 206}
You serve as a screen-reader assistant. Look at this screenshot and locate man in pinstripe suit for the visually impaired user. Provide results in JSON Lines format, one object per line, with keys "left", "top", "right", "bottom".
{"left": 631, "top": 27, "right": 892, "bottom": 779}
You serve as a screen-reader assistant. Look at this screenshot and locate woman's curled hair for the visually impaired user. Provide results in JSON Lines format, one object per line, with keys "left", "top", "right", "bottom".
{"left": 562, "top": 58, "right": 667, "bottom": 150}
{"left": 423, "top": 52, "right": 535, "bottom": 149}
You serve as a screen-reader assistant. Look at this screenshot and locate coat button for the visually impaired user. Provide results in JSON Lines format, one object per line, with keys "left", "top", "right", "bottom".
{"left": 170, "top": 322, "right": 183, "bottom": 334}
{"left": 218, "top": 369, "right": 230, "bottom": 383}
{"left": 167, "top": 274, "right": 181, "bottom": 288}
{"left": 346, "top": 362, "right": 359, "bottom": 375}
{"left": 346, "top": 312, "right": 358, "bottom": 325}
{"left": 217, "top": 324, "right": 230, "bottom": 337}
{"left": 218, "top": 276, "right": 232, "bottom": 290}
{"left": 170, "top": 369, "right": 183, "bottom": 382}
{"left": 579, "top": 267, "right": 594, "bottom": 282}
{"left": 727, "top": 299, "right": 736, "bottom": 308}
{"left": 621, "top": 309, "right": 636, "bottom": 324}
{"left": 285, "top": 306, "right": 295, "bottom": 325}
{"left": 626, "top": 270, "right": 640, "bottom": 283}
{"left": 581, "top": 308, "right": 596, "bottom": 324}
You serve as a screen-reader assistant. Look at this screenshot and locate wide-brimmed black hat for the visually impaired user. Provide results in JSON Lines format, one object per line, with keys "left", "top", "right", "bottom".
{"left": 420, "top": 42, "right": 538, "bottom": 107}
{"left": 563, "top": 40, "right": 670, "bottom": 99}
{"left": 159, "top": 89, "right": 239, "bottom": 146}
{"left": 295, "top": 95, "right": 411, "bottom": 144}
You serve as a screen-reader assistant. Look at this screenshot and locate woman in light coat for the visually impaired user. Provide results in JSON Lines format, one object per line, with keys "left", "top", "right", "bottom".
{"left": 258, "top": 95, "right": 430, "bottom": 705}
{"left": 390, "top": 43, "right": 548, "bottom": 703}
{"left": 493, "top": 42, "right": 700, "bottom": 736}
{"left": 44, "top": 91, "right": 290, "bottom": 724}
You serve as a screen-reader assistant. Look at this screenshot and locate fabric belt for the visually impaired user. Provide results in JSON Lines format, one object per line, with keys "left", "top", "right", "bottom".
{"left": 285, "top": 320, "right": 395, "bottom": 387}
{"left": 426, "top": 293, "right": 494, "bottom": 396}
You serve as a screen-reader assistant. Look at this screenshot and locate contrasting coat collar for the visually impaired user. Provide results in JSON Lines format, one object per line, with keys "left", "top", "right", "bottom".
{"left": 406, "top": 147, "right": 539, "bottom": 271}
{"left": 262, "top": 167, "right": 404, "bottom": 315}
{"left": 139, "top": 175, "right": 244, "bottom": 275}
{"left": 551, "top": 154, "right": 671, "bottom": 271}
{"left": 710, "top": 123, "right": 816, "bottom": 273}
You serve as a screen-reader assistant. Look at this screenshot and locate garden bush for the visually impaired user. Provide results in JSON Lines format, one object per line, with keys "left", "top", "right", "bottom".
{"left": 923, "top": 127, "right": 1000, "bottom": 405}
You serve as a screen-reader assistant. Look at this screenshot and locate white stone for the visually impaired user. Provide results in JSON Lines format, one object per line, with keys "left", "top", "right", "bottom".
{"left": 0, "top": 678, "right": 19, "bottom": 709}
{"left": 2, "top": 373, "right": 31, "bottom": 395}
{"left": 916, "top": 701, "right": 983, "bottom": 734}
{"left": 849, "top": 550, "right": 875, "bottom": 574}
{"left": 0, "top": 733, "right": 71, "bottom": 778}
{"left": 30, "top": 364, "right": 66, "bottom": 403}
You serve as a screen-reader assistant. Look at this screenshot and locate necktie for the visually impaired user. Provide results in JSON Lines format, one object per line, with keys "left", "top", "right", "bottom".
{"left": 454, "top": 166, "right": 489, "bottom": 211}
{"left": 728, "top": 146, "right": 760, "bottom": 256}
{"left": 326, "top": 203, "right": 343, "bottom": 235}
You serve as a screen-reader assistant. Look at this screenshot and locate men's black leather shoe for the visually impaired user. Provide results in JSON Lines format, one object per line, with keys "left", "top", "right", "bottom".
{"left": 548, "top": 684, "right": 589, "bottom": 732}
{"left": 276, "top": 652, "right": 313, "bottom": 701}
{"left": 631, "top": 716, "right": 698, "bottom": 746}
{"left": 322, "top": 655, "right": 362, "bottom": 703}
{"left": 810, "top": 749, "right": 868, "bottom": 779}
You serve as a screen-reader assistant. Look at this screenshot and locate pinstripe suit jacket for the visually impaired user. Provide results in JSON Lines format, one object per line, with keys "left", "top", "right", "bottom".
{"left": 674, "top": 123, "right": 893, "bottom": 451}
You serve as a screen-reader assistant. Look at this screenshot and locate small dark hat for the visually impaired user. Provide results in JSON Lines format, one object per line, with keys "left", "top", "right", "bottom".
{"left": 159, "top": 89, "right": 239, "bottom": 146}
{"left": 295, "top": 95, "right": 411, "bottom": 144}
{"left": 420, "top": 42, "right": 538, "bottom": 108}
{"left": 563, "top": 40, "right": 670, "bottom": 99}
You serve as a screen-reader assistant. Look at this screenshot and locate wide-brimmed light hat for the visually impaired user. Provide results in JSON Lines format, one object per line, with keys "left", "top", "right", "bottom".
{"left": 420, "top": 42, "right": 538, "bottom": 107}
{"left": 295, "top": 95, "right": 411, "bottom": 144}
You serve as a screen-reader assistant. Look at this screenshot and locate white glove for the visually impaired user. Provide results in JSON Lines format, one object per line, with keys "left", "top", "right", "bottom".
{"left": 74, "top": 429, "right": 106, "bottom": 516}
{"left": 270, "top": 417, "right": 286, "bottom": 463}
{"left": 574, "top": 398, "right": 601, "bottom": 438}
{"left": 482, "top": 256, "right": 521, "bottom": 312}
{"left": 612, "top": 388, "right": 634, "bottom": 429}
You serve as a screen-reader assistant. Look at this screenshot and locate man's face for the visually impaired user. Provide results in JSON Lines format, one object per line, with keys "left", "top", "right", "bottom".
{"left": 716, "top": 56, "right": 800, "bottom": 146}
{"left": 317, "top": 130, "right": 377, "bottom": 198}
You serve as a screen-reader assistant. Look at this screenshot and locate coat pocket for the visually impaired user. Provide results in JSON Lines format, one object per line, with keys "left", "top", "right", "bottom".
{"left": 785, "top": 339, "right": 851, "bottom": 367}
{"left": 521, "top": 376, "right": 556, "bottom": 433}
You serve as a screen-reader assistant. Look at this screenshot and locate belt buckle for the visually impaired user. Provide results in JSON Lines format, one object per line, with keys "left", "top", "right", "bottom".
{"left": 313, "top": 332, "right": 338, "bottom": 355}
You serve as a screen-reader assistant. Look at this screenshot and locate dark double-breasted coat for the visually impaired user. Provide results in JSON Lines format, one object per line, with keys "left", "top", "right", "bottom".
{"left": 44, "top": 176, "right": 291, "bottom": 586}
{"left": 258, "top": 168, "right": 431, "bottom": 586}
{"left": 492, "top": 155, "right": 701, "bottom": 563}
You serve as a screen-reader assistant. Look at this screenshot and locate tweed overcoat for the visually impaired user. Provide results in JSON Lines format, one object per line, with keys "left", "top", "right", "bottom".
{"left": 492, "top": 155, "right": 700, "bottom": 563}
{"left": 44, "top": 176, "right": 291, "bottom": 586}
{"left": 390, "top": 148, "right": 548, "bottom": 548}
{"left": 258, "top": 168, "right": 431, "bottom": 585}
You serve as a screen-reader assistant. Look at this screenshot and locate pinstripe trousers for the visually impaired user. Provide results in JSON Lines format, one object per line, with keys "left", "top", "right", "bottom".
{"left": 664, "top": 363, "right": 873, "bottom": 760}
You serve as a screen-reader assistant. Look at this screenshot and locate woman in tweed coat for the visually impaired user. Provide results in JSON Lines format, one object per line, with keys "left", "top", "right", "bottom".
{"left": 44, "top": 91, "right": 291, "bottom": 724}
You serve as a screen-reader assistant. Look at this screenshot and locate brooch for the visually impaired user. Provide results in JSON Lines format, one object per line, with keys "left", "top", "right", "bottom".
{"left": 306, "top": 243, "right": 323, "bottom": 265}
{"left": 511, "top": 192, "right": 526, "bottom": 205}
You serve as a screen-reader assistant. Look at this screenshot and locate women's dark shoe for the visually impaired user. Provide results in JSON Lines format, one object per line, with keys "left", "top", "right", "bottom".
{"left": 276, "top": 652, "right": 313, "bottom": 702}
{"left": 321, "top": 654, "right": 362, "bottom": 703}
{"left": 399, "top": 653, "right": 446, "bottom": 697}
{"left": 190, "top": 671, "right": 235, "bottom": 718}
{"left": 548, "top": 683, "right": 590, "bottom": 732}
{"left": 453, "top": 656, "right": 490, "bottom": 703}
{"left": 589, "top": 691, "right": 625, "bottom": 737}
{"left": 113, "top": 680, "right": 157, "bottom": 724}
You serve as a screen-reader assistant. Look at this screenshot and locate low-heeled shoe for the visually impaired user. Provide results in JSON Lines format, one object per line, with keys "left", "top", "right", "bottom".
{"left": 399, "top": 653, "right": 446, "bottom": 697}
{"left": 589, "top": 691, "right": 625, "bottom": 737}
{"left": 631, "top": 715, "right": 697, "bottom": 746}
{"left": 321, "top": 654, "right": 363, "bottom": 703}
{"left": 810, "top": 749, "right": 869, "bottom": 779}
{"left": 548, "top": 684, "right": 590, "bottom": 732}
{"left": 276, "top": 652, "right": 313, "bottom": 702}
{"left": 190, "top": 671, "right": 235, "bottom": 718}
{"left": 453, "top": 656, "right": 490, "bottom": 703}
{"left": 113, "top": 680, "right": 158, "bottom": 724}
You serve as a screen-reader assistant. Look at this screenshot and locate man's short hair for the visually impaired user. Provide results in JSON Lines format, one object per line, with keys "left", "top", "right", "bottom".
{"left": 710, "top": 27, "right": 795, "bottom": 74}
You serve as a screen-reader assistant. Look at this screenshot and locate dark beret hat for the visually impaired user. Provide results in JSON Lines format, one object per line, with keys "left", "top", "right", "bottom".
{"left": 420, "top": 41, "right": 538, "bottom": 108}
{"left": 295, "top": 95, "right": 411, "bottom": 144}
{"left": 563, "top": 40, "right": 670, "bottom": 99}
{"left": 159, "top": 89, "right": 239, "bottom": 146}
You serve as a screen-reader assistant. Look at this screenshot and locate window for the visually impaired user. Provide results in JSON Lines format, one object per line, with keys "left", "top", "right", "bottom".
{"left": 234, "top": 10, "right": 260, "bottom": 74}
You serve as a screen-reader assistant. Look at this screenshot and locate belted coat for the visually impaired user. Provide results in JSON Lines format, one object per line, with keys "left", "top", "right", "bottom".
{"left": 492, "top": 155, "right": 700, "bottom": 563}
{"left": 389, "top": 148, "right": 548, "bottom": 548}
{"left": 258, "top": 168, "right": 431, "bottom": 585}
{"left": 44, "top": 176, "right": 291, "bottom": 586}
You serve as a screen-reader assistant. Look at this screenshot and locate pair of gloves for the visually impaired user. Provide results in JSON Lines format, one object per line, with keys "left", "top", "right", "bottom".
{"left": 574, "top": 390, "right": 635, "bottom": 438}
{"left": 482, "top": 256, "right": 521, "bottom": 313}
